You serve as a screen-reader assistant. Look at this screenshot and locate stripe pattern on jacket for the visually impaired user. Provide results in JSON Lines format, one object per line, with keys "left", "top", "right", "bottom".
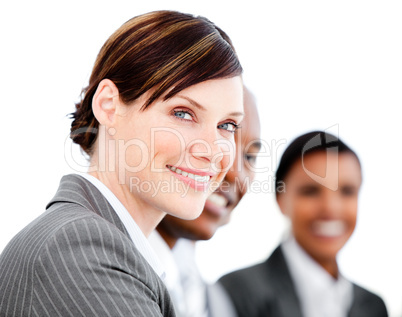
{"left": 0, "top": 174, "right": 176, "bottom": 317}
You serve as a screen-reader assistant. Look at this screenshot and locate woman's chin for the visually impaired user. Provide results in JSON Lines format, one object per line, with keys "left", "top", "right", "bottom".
{"left": 178, "top": 208, "right": 203, "bottom": 221}
{"left": 164, "top": 198, "right": 205, "bottom": 221}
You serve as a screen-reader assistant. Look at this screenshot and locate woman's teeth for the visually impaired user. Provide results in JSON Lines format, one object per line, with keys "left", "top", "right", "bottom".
{"left": 168, "top": 165, "right": 210, "bottom": 183}
{"left": 312, "top": 220, "right": 346, "bottom": 237}
{"left": 207, "top": 193, "right": 228, "bottom": 207}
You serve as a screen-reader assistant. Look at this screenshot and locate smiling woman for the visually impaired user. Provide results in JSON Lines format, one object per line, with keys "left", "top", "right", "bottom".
{"left": 219, "top": 131, "right": 388, "bottom": 317}
{"left": 0, "top": 10, "right": 243, "bottom": 317}
{"left": 90, "top": 76, "right": 243, "bottom": 233}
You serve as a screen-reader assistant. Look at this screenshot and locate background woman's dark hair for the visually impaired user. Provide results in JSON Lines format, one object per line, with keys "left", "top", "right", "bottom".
{"left": 70, "top": 10, "right": 242, "bottom": 155}
{"left": 275, "top": 131, "right": 361, "bottom": 193}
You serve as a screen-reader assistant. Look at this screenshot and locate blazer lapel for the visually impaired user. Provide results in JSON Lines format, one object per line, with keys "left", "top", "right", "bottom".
{"left": 267, "top": 246, "right": 304, "bottom": 317}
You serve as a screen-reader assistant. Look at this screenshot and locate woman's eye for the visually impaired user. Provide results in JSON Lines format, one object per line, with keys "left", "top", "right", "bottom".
{"left": 245, "top": 153, "right": 257, "bottom": 165}
{"left": 218, "top": 122, "right": 238, "bottom": 133}
{"left": 341, "top": 186, "right": 357, "bottom": 196}
{"left": 174, "top": 110, "right": 193, "bottom": 121}
{"left": 298, "top": 185, "right": 320, "bottom": 196}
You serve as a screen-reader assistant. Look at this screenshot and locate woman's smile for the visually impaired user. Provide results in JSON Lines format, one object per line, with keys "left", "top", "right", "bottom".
{"left": 167, "top": 165, "right": 214, "bottom": 191}
{"left": 311, "top": 219, "right": 347, "bottom": 238}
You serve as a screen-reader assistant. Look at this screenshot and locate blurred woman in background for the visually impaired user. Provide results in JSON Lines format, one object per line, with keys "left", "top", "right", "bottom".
{"left": 219, "top": 131, "right": 388, "bottom": 317}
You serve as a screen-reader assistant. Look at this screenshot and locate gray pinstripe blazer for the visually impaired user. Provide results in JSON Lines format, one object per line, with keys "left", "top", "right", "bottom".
{"left": 0, "top": 174, "right": 176, "bottom": 317}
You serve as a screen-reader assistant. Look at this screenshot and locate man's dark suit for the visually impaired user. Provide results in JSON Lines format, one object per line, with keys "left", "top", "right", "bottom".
{"left": 0, "top": 174, "right": 175, "bottom": 317}
{"left": 219, "top": 246, "right": 388, "bottom": 317}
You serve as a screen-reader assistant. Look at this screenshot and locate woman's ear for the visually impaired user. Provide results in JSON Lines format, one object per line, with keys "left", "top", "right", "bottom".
{"left": 92, "top": 79, "right": 120, "bottom": 127}
{"left": 276, "top": 193, "right": 289, "bottom": 217}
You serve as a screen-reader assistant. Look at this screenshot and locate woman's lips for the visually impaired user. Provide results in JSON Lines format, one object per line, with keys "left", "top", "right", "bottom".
{"left": 312, "top": 220, "right": 346, "bottom": 238}
{"left": 167, "top": 165, "right": 212, "bottom": 191}
{"left": 204, "top": 192, "right": 229, "bottom": 217}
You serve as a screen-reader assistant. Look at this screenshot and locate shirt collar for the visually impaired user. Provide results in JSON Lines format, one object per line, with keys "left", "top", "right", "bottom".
{"left": 282, "top": 236, "right": 337, "bottom": 289}
{"left": 79, "top": 173, "right": 165, "bottom": 278}
{"left": 149, "top": 231, "right": 181, "bottom": 285}
{"left": 281, "top": 236, "right": 353, "bottom": 317}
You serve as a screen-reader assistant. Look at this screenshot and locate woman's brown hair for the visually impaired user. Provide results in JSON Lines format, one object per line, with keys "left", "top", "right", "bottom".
{"left": 70, "top": 10, "right": 242, "bottom": 155}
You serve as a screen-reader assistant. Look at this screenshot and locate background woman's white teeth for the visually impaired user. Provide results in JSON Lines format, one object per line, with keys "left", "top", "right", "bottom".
{"left": 175, "top": 168, "right": 182, "bottom": 175}
{"left": 182, "top": 171, "right": 188, "bottom": 177}
{"left": 208, "top": 193, "right": 227, "bottom": 207}
{"left": 170, "top": 166, "right": 177, "bottom": 171}
{"left": 313, "top": 220, "right": 345, "bottom": 237}
{"left": 188, "top": 173, "right": 195, "bottom": 179}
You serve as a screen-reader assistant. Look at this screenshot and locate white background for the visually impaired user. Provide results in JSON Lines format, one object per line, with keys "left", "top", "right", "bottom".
{"left": 1, "top": 1, "right": 401, "bottom": 316}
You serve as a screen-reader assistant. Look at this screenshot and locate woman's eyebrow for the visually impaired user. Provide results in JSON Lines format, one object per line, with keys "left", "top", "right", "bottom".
{"left": 229, "top": 111, "right": 245, "bottom": 118}
{"left": 176, "top": 95, "right": 207, "bottom": 111}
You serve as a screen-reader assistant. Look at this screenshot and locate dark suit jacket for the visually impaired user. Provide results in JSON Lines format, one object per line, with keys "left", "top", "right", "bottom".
{"left": 219, "top": 246, "right": 388, "bottom": 317}
{"left": 0, "top": 174, "right": 175, "bottom": 317}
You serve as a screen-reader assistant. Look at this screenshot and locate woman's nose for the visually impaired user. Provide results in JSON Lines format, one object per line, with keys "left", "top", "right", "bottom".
{"left": 322, "top": 191, "right": 342, "bottom": 216}
{"left": 189, "top": 137, "right": 223, "bottom": 163}
{"left": 188, "top": 132, "right": 234, "bottom": 172}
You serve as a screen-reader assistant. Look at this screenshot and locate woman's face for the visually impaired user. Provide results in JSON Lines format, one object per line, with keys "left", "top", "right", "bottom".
{"left": 157, "top": 88, "right": 261, "bottom": 242}
{"left": 277, "top": 151, "right": 362, "bottom": 264}
{"left": 110, "top": 76, "right": 244, "bottom": 221}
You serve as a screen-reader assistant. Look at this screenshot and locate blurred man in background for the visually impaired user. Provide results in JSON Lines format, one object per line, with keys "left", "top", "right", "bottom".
{"left": 150, "top": 86, "right": 261, "bottom": 317}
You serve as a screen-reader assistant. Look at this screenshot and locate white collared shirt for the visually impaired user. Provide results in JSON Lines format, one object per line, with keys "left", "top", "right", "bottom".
{"left": 149, "top": 231, "right": 187, "bottom": 317}
{"left": 79, "top": 173, "right": 165, "bottom": 278}
{"left": 281, "top": 236, "right": 353, "bottom": 317}
{"left": 150, "top": 233, "right": 235, "bottom": 317}
{"left": 150, "top": 234, "right": 208, "bottom": 317}
{"left": 173, "top": 238, "right": 209, "bottom": 317}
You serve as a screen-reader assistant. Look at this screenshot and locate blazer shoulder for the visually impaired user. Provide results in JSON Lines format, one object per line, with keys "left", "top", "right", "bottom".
{"left": 1, "top": 175, "right": 175, "bottom": 317}
{"left": 349, "top": 283, "right": 388, "bottom": 317}
{"left": 218, "top": 245, "right": 303, "bottom": 317}
{"left": 220, "top": 261, "right": 267, "bottom": 286}
{"left": 219, "top": 246, "right": 287, "bottom": 293}
{"left": 218, "top": 261, "right": 272, "bottom": 317}
{"left": 34, "top": 214, "right": 148, "bottom": 282}
{"left": 0, "top": 211, "right": 171, "bottom": 317}
{"left": 1, "top": 205, "right": 132, "bottom": 286}
{"left": 32, "top": 213, "right": 174, "bottom": 317}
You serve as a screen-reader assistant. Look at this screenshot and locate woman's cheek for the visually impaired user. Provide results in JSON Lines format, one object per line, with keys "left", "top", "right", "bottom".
{"left": 152, "top": 129, "right": 187, "bottom": 167}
